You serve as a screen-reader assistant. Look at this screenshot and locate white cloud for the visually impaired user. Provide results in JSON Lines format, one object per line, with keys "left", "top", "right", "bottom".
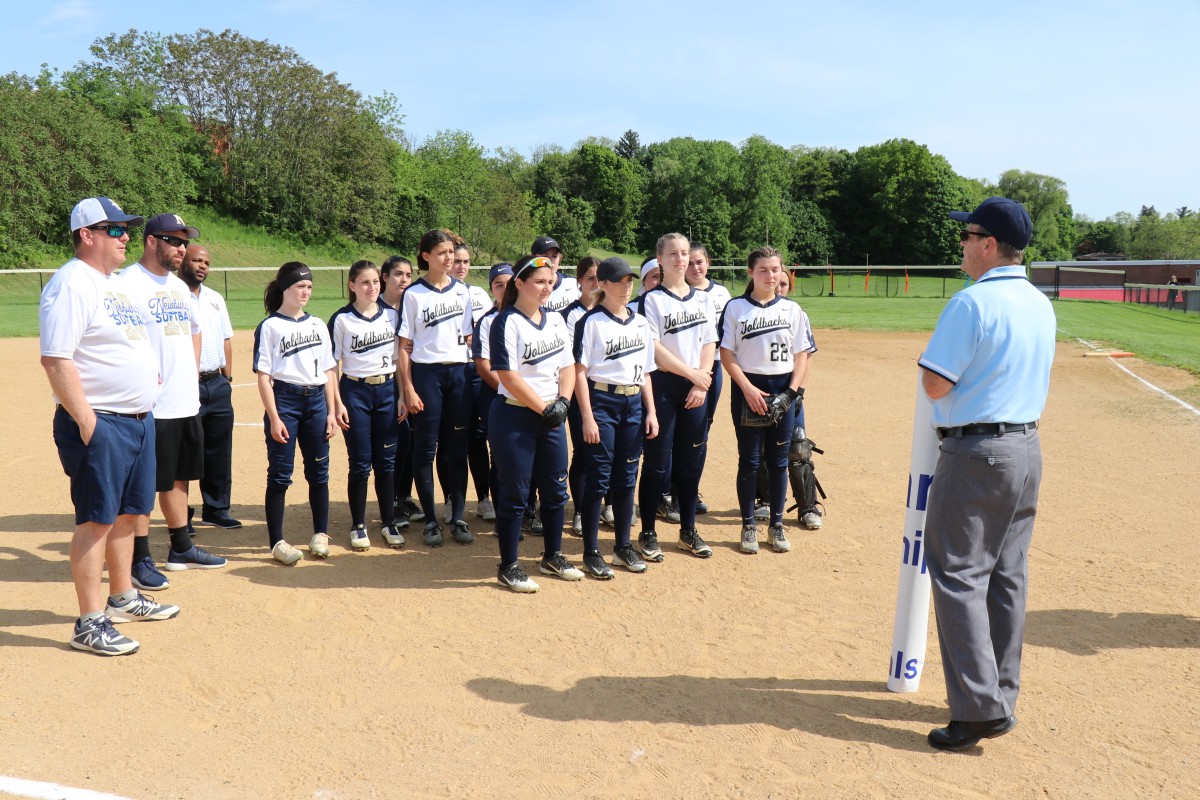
{"left": 36, "top": 0, "right": 94, "bottom": 30}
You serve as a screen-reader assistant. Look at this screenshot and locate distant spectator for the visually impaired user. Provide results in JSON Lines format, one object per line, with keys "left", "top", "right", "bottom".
{"left": 1167, "top": 275, "right": 1179, "bottom": 310}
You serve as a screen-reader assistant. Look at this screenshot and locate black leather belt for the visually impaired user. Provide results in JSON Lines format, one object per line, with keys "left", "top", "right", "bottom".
{"left": 937, "top": 421, "right": 1038, "bottom": 440}
{"left": 199, "top": 371, "right": 225, "bottom": 381}
{"left": 56, "top": 404, "right": 149, "bottom": 421}
{"left": 273, "top": 380, "right": 324, "bottom": 396}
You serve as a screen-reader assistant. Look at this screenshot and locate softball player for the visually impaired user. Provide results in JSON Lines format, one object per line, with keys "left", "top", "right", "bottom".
{"left": 574, "top": 257, "right": 659, "bottom": 578}
{"left": 329, "top": 260, "right": 404, "bottom": 551}
{"left": 397, "top": 229, "right": 475, "bottom": 548}
{"left": 637, "top": 233, "right": 717, "bottom": 561}
{"left": 686, "top": 243, "right": 732, "bottom": 515}
{"left": 252, "top": 263, "right": 338, "bottom": 565}
{"left": 473, "top": 263, "right": 513, "bottom": 511}
{"left": 438, "top": 242, "right": 495, "bottom": 522}
{"left": 380, "top": 256, "right": 420, "bottom": 527}
{"left": 720, "top": 246, "right": 812, "bottom": 554}
{"left": 489, "top": 255, "right": 579, "bottom": 593}
{"left": 560, "top": 256, "right": 600, "bottom": 535}
{"left": 533, "top": 235, "right": 582, "bottom": 314}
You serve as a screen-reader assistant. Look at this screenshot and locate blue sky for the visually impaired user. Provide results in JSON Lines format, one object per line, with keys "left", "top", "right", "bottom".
{"left": 8, "top": 0, "right": 1199, "bottom": 219}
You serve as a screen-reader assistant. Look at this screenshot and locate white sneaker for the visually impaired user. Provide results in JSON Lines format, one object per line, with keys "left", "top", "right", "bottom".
{"left": 309, "top": 533, "right": 330, "bottom": 558}
{"left": 441, "top": 501, "right": 452, "bottom": 523}
{"left": 770, "top": 523, "right": 792, "bottom": 553}
{"left": 350, "top": 527, "right": 370, "bottom": 551}
{"left": 571, "top": 512, "right": 583, "bottom": 536}
{"left": 740, "top": 524, "right": 759, "bottom": 554}
{"left": 600, "top": 505, "right": 615, "bottom": 526}
{"left": 498, "top": 562, "right": 539, "bottom": 593}
{"left": 272, "top": 540, "right": 302, "bottom": 565}
{"left": 801, "top": 510, "right": 823, "bottom": 530}
{"left": 477, "top": 498, "right": 496, "bottom": 521}
{"left": 382, "top": 523, "right": 405, "bottom": 548}
{"left": 539, "top": 552, "right": 584, "bottom": 581}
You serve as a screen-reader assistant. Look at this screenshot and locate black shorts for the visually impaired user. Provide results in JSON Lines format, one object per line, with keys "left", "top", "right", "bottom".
{"left": 155, "top": 415, "right": 204, "bottom": 491}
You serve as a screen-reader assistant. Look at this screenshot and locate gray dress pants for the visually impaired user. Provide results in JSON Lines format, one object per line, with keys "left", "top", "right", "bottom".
{"left": 925, "top": 429, "right": 1042, "bottom": 721}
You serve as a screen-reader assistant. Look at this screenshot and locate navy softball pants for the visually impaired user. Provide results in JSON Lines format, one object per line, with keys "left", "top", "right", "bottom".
{"left": 339, "top": 375, "right": 399, "bottom": 528}
{"left": 580, "top": 384, "right": 644, "bottom": 551}
{"left": 730, "top": 372, "right": 796, "bottom": 526}
{"left": 489, "top": 400, "right": 568, "bottom": 567}
{"left": 410, "top": 362, "right": 470, "bottom": 523}
{"left": 638, "top": 371, "right": 708, "bottom": 532}
{"left": 264, "top": 381, "right": 330, "bottom": 546}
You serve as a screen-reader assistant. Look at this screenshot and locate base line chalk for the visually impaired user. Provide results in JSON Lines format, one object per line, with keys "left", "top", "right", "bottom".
{"left": 1071, "top": 335, "right": 1200, "bottom": 418}
{"left": 0, "top": 776, "right": 133, "bottom": 800}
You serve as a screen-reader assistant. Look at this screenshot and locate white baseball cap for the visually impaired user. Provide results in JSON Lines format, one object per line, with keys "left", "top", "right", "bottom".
{"left": 70, "top": 197, "right": 144, "bottom": 232}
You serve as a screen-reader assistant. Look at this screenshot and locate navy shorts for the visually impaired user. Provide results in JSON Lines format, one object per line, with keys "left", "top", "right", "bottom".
{"left": 53, "top": 407, "right": 156, "bottom": 526}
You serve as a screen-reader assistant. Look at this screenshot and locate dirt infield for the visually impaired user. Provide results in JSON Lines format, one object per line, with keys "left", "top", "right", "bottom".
{"left": 0, "top": 330, "right": 1197, "bottom": 800}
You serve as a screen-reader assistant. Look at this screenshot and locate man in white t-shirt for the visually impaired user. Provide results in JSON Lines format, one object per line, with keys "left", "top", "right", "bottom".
{"left": 40, "top": 197, "right": 180, "bottom": 656}
{"left": 179, "top": 242, "right": 241, "bottom": 532}
{"left": 118, "top": 214, "right": 227, "bottom": 590}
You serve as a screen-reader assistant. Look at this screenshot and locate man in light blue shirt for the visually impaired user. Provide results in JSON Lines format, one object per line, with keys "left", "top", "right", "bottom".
{"left": 918, "top": 197, "right": 1055, "bottom": 752}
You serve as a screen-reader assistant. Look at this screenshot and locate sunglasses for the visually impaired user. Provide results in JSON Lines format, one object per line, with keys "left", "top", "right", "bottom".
{"left": 149, "top": 233, "right": 189, "bottom": 248}
{"left": 88, "top": 224, "right": 130, "bottom": 238}
{"left": 959, "top": 230, "right": 993, "bottom": 242}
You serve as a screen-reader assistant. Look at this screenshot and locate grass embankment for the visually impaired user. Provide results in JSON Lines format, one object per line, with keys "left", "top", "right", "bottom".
{"left": 3, "top": 212, "right": 1197, "bottom": 385}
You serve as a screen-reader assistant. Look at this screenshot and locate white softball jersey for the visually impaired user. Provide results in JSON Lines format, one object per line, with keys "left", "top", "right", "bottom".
{"left": 253, "top": 313, "right": 337, "bottom": 385}
{"left": 473, "top": 308, "right": 498, "bottom": 361}
{"left": 397, "top": 277, "right": 473, "bottom": 364}
{"left": 116, "top": 263, "right": 202, "bottom": 419}
{"left": 640, "top": 285, "right": 718, "bottom": 369}
{"left": 39, "top": 259, "right": 158, "bottom": 414}
{"left": 573, "top": 306, "right": 657, "bottom": 386}
{"left": 328, "top": 304, "right": 399, "bottom": 379}
{"left": 464, "top": 284, "right": 492, "bottom": 358}
{"left": 544, "top": 273, "right": 581, "bottom": 314}
{"left": 719, "top": 295, "right": 813, "bottom": 376}
{"left": 700, "top": 280, "right": 733, "bottom": 320}
{"left": 490, "top": 307, "right": 573, "bottom": 403}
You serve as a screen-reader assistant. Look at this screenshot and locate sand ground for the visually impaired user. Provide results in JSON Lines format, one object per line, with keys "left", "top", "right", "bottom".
{"left": 0, "top": 330, "right": 1197, "bottom": 799}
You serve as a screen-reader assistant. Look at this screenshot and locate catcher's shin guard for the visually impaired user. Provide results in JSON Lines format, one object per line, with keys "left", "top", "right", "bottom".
{"left": 787, "top": 427, "right": 826, "bottom": 522}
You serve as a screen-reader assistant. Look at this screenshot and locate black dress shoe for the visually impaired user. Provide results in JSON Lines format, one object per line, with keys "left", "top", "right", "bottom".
{"left": 200, "top": 510, "right": 243, "bottom": 530}
{"left": 928, "top": 716, "right": 1017, "bottom": 751}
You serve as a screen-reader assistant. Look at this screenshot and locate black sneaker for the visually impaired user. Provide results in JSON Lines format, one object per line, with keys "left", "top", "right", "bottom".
{"left": 637, "top": 531, "right": 664, "bottom": 562}
{"left": 497, "top": 562, "right": 539, "bottom": 593}
{"left": 678, "top": 527, "right": 713, "bottom": 558}
{"left": 522, "top": 513, "right": 544, "bottom": 537}
{"left": 451, "top": 520, "right": 474, "bottom": 545}
{"left": 582, "top": 550, "right": 614, "bottom": 580}
{"left": 696, "top": 494, "right": 709, "bottom": 514}
{"left": 201, "top": 508, "right": 243, "bottom": 529}
{"left": 423, "top": 521, "right": 444, "bottom": 548}
{"left": 656, "top": 496, "right": 681, "bottom": 523}
{"left": 402, "top": 498, "right": 424, "bottom": 522}
{"left": 612, "top": 544, "right": 647, "bottom": 573}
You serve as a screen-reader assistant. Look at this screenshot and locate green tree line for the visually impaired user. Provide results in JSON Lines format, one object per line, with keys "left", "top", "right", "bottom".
{"left": 1, "top": 28, "right": 1195, "bottom": 269}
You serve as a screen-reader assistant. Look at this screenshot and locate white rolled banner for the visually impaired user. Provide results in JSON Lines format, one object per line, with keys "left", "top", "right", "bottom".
{"left": 886, "top": 374, "right": 941, "bottom": 692}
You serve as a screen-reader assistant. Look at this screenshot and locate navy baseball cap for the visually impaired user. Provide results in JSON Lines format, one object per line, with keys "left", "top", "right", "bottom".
{"left": 598, "top": 257, "right": 633, "bottom": 282}
{"left": 531, "top": 236, "right": 561, "bottom": 255}
{"left": 949, "top": 197, "right": 1033, "bottom": 250}
{"left": 70, "top": 197, "right": 143, "bottom": 232}
{"left": 145, "top": 213, "right": 200, "bottom": 239}
{"left": 489, "top": 263, "right": 514, "bottom": 282}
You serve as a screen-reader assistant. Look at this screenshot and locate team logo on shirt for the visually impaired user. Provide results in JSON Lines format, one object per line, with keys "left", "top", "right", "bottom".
{"left": 603, "top": 334, "right": 646, "bottom": 360}
{"left": 350, "top": 329, "right": 395, "bottom": 353}
{"left": 739, "top": 315, "right": 791, "bottom": 339}
{"left": 103, "top": 292, "right": 148, "bottom": 340}
{"left": 421, "top": 301, "right": 466, "bottom": 327}
{"left": 545, "top": 295, "right": 573, "bottom": 313}
{"left": 278, "top": 328, "right": 325, "bottom": 357}
{"left": 662, "top": 308, "right": 709, "bottom": 335}
{"left": 148, "top": 291, "right": 192, "bottom": 336}
{"left": 523, "top": 334, "right": 566, "bottom": 365}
